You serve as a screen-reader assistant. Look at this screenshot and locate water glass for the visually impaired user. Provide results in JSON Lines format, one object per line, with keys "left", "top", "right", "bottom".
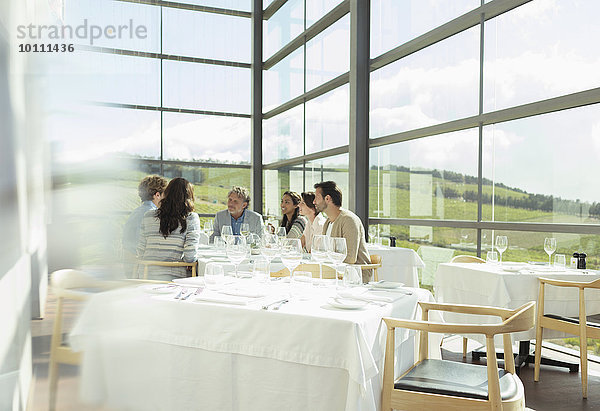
{"left": 277, "top": 226, "right": 287, "bottom": 241}
{"left": 253, "top": 259, "right": 270, "bottom": 284}
{"left": 554, "top": 254, "right": 566, "bottom": 268}
{"left": 343, "top": 266, "right": 362, "bottom": 287}
{"left": 204, "top": 263, "right": 224, "bottom": 289}
{"left": 486, "top": 251, "right": 499, "bottom": 265}
{"left": 222, "top": 225, "right": 233, "bottom": 241}
{"left": 241, "top": 223, "right": 250, "bottom": 237}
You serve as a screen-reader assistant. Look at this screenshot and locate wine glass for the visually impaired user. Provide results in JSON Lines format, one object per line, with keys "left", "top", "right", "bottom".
{"left": 368, "top": 225, "right": 377, "bottom": 243}
{"left": 544, "top": 237, "right": 557, "bottom": 265}
{"left": 260, "top": 233, "right": 280, "bottom": 275}
{"left": 276, "top": 226, "right": 287, "bottom": 241}
{"left": 311, "top": 235, "right": 330, "bottom": 284}
{"left": 203, "top": 221, "right": 213, "bottom": 238}
{"left": 222, "top": 225, "right": 233, "bottom": 243}
{"left": 280, "top": 238, "right": 302, "bottom": 278}
{"left": 495, "top": 236, "right": 508, "bottom": 264}
{"left": 226, "top": 235, "right": 247, "bottom": 278}
{"left": 246, "top": 233, "right": 261, "bottom": 256}
{"left": 240, "top": 223, "right": 250, "bottom": 238}
{"left": 204, "top": 262, "right": 224, "bottom": 290}
{"left": 328, "top": 237, "right": 347, "bottom": 285}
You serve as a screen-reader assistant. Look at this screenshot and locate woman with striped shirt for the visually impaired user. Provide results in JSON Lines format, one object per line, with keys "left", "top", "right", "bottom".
{"left": 280, "top": 191, "right": 307, "bottom": 239}
{"left": 136, "top": 177, "right": 200, "bottom": 281}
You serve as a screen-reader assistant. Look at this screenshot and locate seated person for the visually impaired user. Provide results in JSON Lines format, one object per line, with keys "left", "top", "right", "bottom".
{"left": 212, "top": 186, "right": 263, "bottom": 239}
{"left": 299, "top": 191, "right": 326, "bottom": 251}
{"left": 313, "top": 181, "right": 372, "bottom": 282}
{"left": 122, "top": 175, "right": 167, "bottom": 255}
{"left": 136, "top": 178, "right": 200, "bottom": 281}
{"left": 280, "top": 191, "right": 307, "bottom": 239}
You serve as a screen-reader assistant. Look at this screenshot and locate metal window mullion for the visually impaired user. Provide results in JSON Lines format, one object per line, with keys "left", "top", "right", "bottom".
{"left": 251, "top": 0, "right": 263, "bottom": 214}
{"left": 114, "top": 0, "right": 252, "bottom": 18}
{"left": 476, "top": 7, "right": 485, "bottom": 257}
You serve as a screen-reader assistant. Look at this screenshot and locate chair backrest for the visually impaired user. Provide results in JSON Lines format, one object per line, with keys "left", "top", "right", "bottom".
{"left": 295, "top": 263, "right": 338, "bottom": 279}
{"left": 370, "top": 254, "right": 382, "bottom": 265}
{"left": 451, "top": 255, "right": 485, "bottom": 264}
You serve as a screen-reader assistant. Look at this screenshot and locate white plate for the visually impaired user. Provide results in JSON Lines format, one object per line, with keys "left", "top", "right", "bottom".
{"left": 173, "top": 277, "right": 205, "bottom": 286}
{"left": 369, "top": 281, "right": 404, "bottom": 289}
{"left": 502, "top": 266, "right": 524, "bottom": 273}
{"left": 139, "top": 284, "right": 179, "bottom": 294}
{"left": 327, "top": 297, "right": 367, "bottom": 310}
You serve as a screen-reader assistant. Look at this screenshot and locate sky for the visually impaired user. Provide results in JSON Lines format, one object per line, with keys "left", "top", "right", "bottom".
{"left": 20, "top": 0, "right": 600, "bottom": 203}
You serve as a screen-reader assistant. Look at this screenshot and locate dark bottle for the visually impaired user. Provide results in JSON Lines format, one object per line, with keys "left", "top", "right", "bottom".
{"left": 578, "top": 253, "right": 587, "bottom": 269}
{"left": 571, "top": 253, "right": 580, "bottom": 268}
{"left": 390, "top": 236, "right": 396, "bottom": 247}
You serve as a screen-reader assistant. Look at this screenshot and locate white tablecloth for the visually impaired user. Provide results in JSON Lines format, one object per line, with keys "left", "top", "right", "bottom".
{"left": 434, "top": 262, "right": 600, "bottom": 342}
{"left": 70, "top": 280, "right": 437, "bottom": 411}
{"left": 366, "top": 245, "right": 424, "bottom": 287}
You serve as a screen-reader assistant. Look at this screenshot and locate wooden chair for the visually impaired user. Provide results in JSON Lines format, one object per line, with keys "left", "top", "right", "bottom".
{"left": 534, "top": 277, "right": 600, "bottom": 398}
{"left": 355, "top": 254, "right": 383, "bottom": 282}
{"left": 382, "top": 301, "right": 535, "bottom": 411}
{"left": 450, "top": 254, "right": 486, "bottom": 357}
{"left": 451, "top": 255, "right": 485, "bottom": 264}
{"left": 134, "top": 260, "right": 198, "bottom": 279}
{"left": 293, "top": 263, "right": 339, "bottom": 279}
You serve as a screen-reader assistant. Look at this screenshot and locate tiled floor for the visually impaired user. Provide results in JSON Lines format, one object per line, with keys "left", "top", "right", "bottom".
{"left": 29, "top": 290, "right": 600, "bottom": 410}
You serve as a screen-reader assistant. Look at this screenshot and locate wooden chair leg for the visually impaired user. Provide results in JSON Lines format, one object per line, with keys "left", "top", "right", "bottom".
{"left": 580, "top": 335, "right": 588, "bottom": 398}
{"left": 534, "top": 325, "right": 543, "bottom": 381}
{"left": 462, "top": 337, "right": 468, "bottom": 358}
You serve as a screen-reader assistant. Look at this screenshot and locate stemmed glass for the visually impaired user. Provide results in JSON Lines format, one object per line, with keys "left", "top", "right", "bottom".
{"left": 544, "top": 237, "right": 557, "bottom": 265}
{"left": 495, "top": 236, "right": 508, "bottom": 264}
{"left": 221, "top": 225, "right": 233, "bottom": 244}
{"left": 368, "top": 225, "right": 377, "bottom": 243}
{"left": 203, "top": 221, "right": 213, "bottom": 241}
{"left": 260, "top": 233, "right": 280, "bottom": 275}
{"left": 276, "top": 226, "right": 287, "bottom": 242}
{"left": 226, "top": 235, "right": 247, "bottom": 278}
{"left": 311, "top": 235, "right": 330, "bottom": 284}
{"left": 328, "top": 237, "right": 347, "bottom": 285}
{"left": 240, "top": 223, "right": 250, "bottom": 238}
{"left": 280, "top": 238, "right": 303, "bottom": 278}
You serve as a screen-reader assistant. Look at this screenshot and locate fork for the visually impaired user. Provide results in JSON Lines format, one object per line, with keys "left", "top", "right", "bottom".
{"left": 182, "top": 287, "right": 203, "bottom": 300}
{"left": 174, "top": 287, "right": 186, "bottom": 299}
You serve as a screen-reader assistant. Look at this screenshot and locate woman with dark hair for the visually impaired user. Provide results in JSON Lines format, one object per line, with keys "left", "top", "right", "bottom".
{"left": 280, "top": 191, "right": 307, "bottom": 239}
{"left": 136, "top": 177, "right": 200, "bottom": 280}
{"left": 299, "top": 191, "right": 327, "bottom": 251}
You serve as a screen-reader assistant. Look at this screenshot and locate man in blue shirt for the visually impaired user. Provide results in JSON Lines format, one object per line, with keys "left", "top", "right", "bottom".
{"left": 122, "top": 175, "right": 168, "bottom": 255}
{"left": 211, "top": 186, "right": 263, "bottom": 240}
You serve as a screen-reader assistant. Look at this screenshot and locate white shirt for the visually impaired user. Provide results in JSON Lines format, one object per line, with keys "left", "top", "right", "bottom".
{"left": 302, "top": 213, "right": 327, "bottom": 251}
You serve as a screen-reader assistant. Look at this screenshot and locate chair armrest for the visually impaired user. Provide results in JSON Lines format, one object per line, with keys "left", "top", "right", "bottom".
{"left": 418, "top": 301, "right": 514, "bottom": 319}
{"left": 382, "top": 317, "right": 507, "bottom": 336}
{"left": 539, "top": 276, "right": 600, "bottom": 289}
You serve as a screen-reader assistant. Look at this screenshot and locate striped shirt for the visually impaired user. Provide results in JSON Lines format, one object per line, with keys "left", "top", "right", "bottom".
{"left": 136, "top": 210, "right": 200, "bottom": 280}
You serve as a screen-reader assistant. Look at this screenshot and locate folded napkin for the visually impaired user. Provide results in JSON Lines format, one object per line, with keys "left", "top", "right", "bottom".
{"left": 193, "top": 293, "right": 250, "bottom": 305}
{"left": 219, "top": 288, "right": 266, "bottom": 298}
{"left": 337, "top": 289, "right": 394, "bottom": 303}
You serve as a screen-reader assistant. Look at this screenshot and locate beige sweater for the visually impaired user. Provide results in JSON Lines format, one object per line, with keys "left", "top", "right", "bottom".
{"left": 322, "top": 208, "right": 371, "bottom": 281}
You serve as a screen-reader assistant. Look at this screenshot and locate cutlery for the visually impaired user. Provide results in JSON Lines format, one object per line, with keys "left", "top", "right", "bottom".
{"left": 174, "top": 287, "right": 187, "bottom": 299}
{"left": 182, "top": 287, "right": 203, "bottom": 300}
{"left": 262, "top": 298, "right": 287, "bottom": 310}
{"left": 272, "top": 299, "right": 289, "bottom": 310}
{"left": 152, "top": 284, "right": 177, "bottom": 290}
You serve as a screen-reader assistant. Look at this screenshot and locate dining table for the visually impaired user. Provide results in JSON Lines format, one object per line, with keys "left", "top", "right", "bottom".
{"left": 434, "top": 261, "right": 600, "bottom": 371}
{"left": 69, "top": 276, "right": 439, "bottom": 411}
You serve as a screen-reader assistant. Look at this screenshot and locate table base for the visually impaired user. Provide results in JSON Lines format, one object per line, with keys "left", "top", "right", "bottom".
{"left": 471, "top": 341, "right": 579, "bottom": 375}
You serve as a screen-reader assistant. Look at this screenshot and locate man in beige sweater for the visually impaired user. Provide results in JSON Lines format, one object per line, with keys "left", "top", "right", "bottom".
{"left": 313, "top": 181, "right": 372, "bottom": 283}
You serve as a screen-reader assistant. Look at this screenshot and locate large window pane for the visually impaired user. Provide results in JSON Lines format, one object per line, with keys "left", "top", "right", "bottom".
{"left": 263, "top": 105, "right": 304, "bottom": 163}
{"left": 370, "top": 0, "right": 479, "bottom": 58}
{"left": 163, "top": 112, "right": 250, "bottom": 163}
{"left": 305, "top": 85, "right": 349, "bottom": 154}
{"left": 306, "top": 14, "right": 349, "bottom": 91}
{"left": 46, "top": 106, "right": 161, "bottom": 162}
{"left": 484, "top": 0, "right": 600, "bottom": 111}
{"left": 163, "top": 60, "right": 250, "bottom": 113}
{"left": 482, "top": 104, "right": 600, "bottom": 224}
{"left": 263, "top": 0, "right": 304, "bottom": 59}
{"left": 370, "top": 27, "right": 479, "bottom": 139}
{"left": 263, "top": 47, "right": 304, "bottom": 111}
{"left": 306, "top": 0, "right": 344, "bottom": 28}
{"left": 163, "top": 8, "right": 251, "bottom": 62}
{"left": 65, "top": 0, "right": 160, "bottom": 52}
{"left": 74, "top": 51, "right": 160, "bottom": 106}
{"left": 369, "top": 129, "right": 479, "bottom": 220}
{"left": 305, "top": 154, "right": 349, "bottom": 205}
{"left": 163, "top": 164, "right": 251, "bottom": 214}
